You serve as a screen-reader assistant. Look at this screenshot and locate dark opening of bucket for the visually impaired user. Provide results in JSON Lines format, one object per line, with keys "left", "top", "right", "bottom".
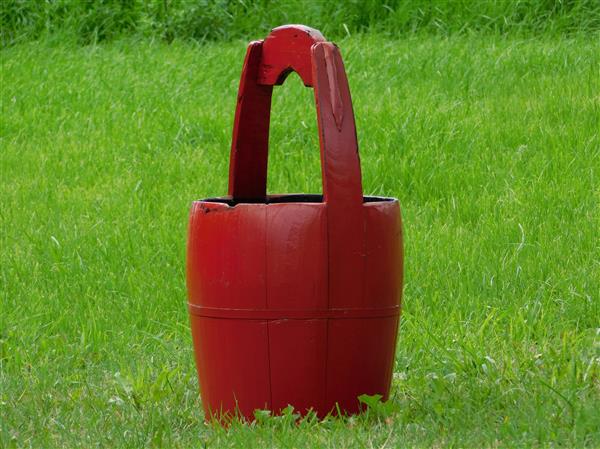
{"left": 198, "top": 194, "right": 396, "bottom": 206}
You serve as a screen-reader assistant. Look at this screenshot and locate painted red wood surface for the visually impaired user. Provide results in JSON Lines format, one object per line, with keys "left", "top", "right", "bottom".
{"left": 187, "top": 24, "right": 403, "bottom": 421}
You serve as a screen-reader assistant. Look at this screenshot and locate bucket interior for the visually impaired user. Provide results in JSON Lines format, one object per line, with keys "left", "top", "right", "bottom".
{"left": 198, "top": 194, "right": 396, "bottom": 206}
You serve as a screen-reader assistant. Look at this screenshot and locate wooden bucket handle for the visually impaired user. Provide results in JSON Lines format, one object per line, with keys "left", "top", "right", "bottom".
{"left": 227, "top": 24, "right": 364, "bottom": 210}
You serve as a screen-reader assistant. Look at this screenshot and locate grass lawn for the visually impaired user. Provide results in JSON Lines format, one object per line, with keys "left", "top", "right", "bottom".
{"left": 1, "top": 34, "right": 599, "bottom": 448}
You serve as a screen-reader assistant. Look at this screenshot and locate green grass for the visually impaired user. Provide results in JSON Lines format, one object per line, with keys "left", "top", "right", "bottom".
{"left": 1, "top": 33, "right": 599, "bottom": 448}
{"left": 2, "top": 0, "right": 600, "bottom": 46}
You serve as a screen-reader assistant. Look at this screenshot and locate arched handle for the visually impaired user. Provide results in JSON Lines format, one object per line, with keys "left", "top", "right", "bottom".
{"left": 228, "top": 25, "right": 363, "bottom": 210}
{"left": 227, "top": 25, "right": 366, "bottom": 311}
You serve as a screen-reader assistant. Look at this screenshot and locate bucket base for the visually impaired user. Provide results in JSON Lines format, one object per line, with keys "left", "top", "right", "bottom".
{"left": 189, "top": 313, "right": 399, "bottom": 421}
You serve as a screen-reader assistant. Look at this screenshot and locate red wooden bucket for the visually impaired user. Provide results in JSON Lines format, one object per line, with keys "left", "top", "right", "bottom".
{"left": 186, "top": 25, "right": 403, "bottom": 420}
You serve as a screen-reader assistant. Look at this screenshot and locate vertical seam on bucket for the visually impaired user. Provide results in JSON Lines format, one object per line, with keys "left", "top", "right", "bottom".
{"left": 266, "top": 321, "right": 273, "bottom": 410}
{"left": 361, "top": 208, "right": 367, "bottom": 309}
{"left": 265, "top": 205, "right": 273, "bottom": 410}
{"left": 324, "top": 202, "right": 330, "bottom": 412}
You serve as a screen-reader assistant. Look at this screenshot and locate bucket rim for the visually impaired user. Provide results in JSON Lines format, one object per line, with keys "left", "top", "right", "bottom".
{"left": 193, "top": 194, "right": 398, "bottom": 207}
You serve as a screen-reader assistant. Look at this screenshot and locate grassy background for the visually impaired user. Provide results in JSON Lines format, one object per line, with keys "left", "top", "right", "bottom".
{"left": 2, "top": 0, "right": 600, "bottom": 46}
{"left": 2, "top": 31, "right": 599, "bottom": 447}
